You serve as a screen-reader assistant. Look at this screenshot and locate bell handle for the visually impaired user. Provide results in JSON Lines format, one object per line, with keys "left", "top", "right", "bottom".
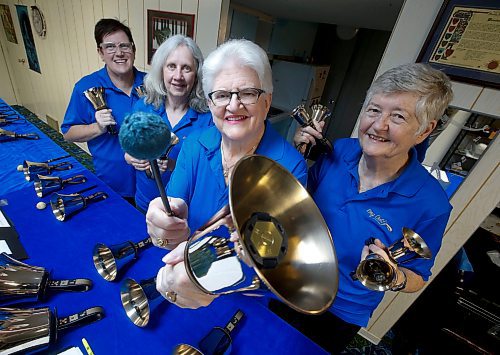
{"left": 85, "top": 191, "right": 108, "bottom": 203}
{"left": 48, "top": 278, "right": 93, "bottom": 292}
{"left": 16, "top": 132, "right": 40, "bottom": 140}
{"left": 45, "top": 154, "right": 71, "bottom": 163}
{"left": 135, "top": 236, "right": 153, "bottom": 251}
{"left": 63, "top": 174, "right": 87, "bottom": 185}
{"left": 49, "top": 161, "right": 73, "bottom": 171}
{"left": 57, "top": 306, "right": 105, "bottom": 332}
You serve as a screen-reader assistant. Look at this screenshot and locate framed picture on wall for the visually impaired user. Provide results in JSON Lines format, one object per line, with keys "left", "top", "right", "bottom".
{"left": 147, "top": 9, "right": 195, "bottom": 64}
{"left": 417, "top": 0, "right": 499, "bottom": 88}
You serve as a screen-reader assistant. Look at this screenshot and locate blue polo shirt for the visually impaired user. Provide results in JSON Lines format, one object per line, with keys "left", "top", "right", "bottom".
{"left": 167, "top": 121, "right": 307, "bottom": 233}
{"left": 309, "top": 138, "right": 452, "bottom": 327}
{"left": 62, "top": 66, "right": 146, "bottom": 197}
{"left": 132, "top": 99, "right": 213, "bottom": 212}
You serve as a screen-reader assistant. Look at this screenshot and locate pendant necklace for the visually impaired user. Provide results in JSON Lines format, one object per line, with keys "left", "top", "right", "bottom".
{"left": 221, "top": 143, "right": 257, "bottom": 178}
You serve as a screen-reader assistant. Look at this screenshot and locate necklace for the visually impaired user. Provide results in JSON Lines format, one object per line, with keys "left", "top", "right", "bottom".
{"left": 221, "top": 143, "right": 257, "bottom": 178}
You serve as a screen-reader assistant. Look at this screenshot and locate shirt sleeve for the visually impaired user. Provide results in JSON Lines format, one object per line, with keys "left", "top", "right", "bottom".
{"left": 61, "top": 85, "right": 94, "bottom": 134}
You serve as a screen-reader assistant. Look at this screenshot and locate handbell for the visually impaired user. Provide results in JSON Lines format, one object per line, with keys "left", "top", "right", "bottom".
{"left": 0, "top": 253, "right": 92, "bottom": 306}
{"left": 120, "top": 276, "right": 163, "bottom": 327}
{"left": 34, "top": 174, "right": 87, "bottom": 197}
{"left": 145, "top": 132, "right": 180, "bottom": 179}
{"left": 352, "top": 227, "right": 432, "bottom": 291}
{"left": 22, "top": 155, "right": 72, "bottom": 181}
{"left": 50, "top": 185, "right": 108, "bottom": 221}
{"left": 93, "top": 237, "right": 153, "bottom": 281}
{"left": 291, "top": 104, "right": 333, "bottom": 160}
{"left": 0, "top": 306, "right": 104, "bottom": 354}
{"left": 135, "top": 84, "right": 147, "bottom": 97}
{"left": 0, "top": 128, "right": 39, "bottom": 141}
{"left": 84, "top": 86, "right": 117, "bottom": 135}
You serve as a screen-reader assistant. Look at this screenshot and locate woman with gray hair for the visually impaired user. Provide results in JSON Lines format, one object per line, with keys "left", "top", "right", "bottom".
{"left": 126, "top": 34, "right": 212, "bottom": 212}
{"left": 278, "top": 63, "right": 454, "bottom": 353}
{"left": 146, "top": 39, "right": 307, "bottom": 306}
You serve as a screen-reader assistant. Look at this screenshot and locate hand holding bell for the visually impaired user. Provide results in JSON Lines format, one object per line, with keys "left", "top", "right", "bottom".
{"left": 84, "top": 86, "right": 117, "bottom": 135}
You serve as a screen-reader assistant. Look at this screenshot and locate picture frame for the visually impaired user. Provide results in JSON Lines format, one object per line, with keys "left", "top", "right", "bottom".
{"left": 147, "top": 9, "right": 195, "bottom": 64}
{"left": 416, "top": 0, "right": 499, "bottom": 88}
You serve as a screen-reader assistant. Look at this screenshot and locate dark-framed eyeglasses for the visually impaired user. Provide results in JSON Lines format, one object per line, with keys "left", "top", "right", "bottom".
{"left": 208, "top": 88, "right": 265, "bottom": 107}
{"left": 99, "top": 42, "right": 134, "bottom": 54}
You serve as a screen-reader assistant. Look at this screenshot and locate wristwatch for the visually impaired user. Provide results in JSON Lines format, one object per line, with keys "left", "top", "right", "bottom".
{"left": 390, "top": 269, "right": 407, "bottom": 291}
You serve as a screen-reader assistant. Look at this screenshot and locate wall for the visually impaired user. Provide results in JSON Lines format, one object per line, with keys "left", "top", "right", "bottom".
{"left": 0, "top": 0, "right": 225, "bottom": 129}
{"left": 0, "top": 36, "right": 16, "bottom": 104}
{"left": 356, "top": 0, "right": 500, "bottom": 344}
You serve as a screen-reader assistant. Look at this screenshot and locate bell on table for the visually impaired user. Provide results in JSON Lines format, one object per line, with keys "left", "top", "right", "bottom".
{"left": 120, "top": 276, "right": 163, "bottom": 327}
{"left": 352, "top": 227, "right": 432, "bottom": 291}
{"left": 84, "top": 86, "right": 117, "bottom": 135}
{"left": 50, "top": 185, "right": 108, "bottom": 221}
{"left": 0, "top": 306, "right": 104, "bottom": 354}
{"left": 34, "top": 174, "right": 86, "bottom": 197}
{"left": 93, "top": 236, "right": 153, "bottom": 281}
{"left": 0, "top": 253, "right": 92, "bottom": 306}
{"left": 121, "top": 155, "right": 338, "bottom": 327}
{"left": 22, "top": 155, "right": 72, "bottom": 181}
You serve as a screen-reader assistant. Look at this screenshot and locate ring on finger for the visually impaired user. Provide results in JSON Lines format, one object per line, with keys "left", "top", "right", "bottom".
{"left": 156, "top": 238, "right": 168, "bottom": 246}
{"left": 165, "top": 291, "right": 177, "bottom": 303}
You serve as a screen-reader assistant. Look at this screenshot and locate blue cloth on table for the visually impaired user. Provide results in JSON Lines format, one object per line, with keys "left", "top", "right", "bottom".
{"left": 132, "top": 99, "right": 213, "bottom": 212}
{"left": 61, "top": 66, "right": 146, "bottom": 198}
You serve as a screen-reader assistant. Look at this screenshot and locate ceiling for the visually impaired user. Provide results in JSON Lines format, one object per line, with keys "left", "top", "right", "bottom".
{"left": 231, "top": 0, "right": 405, "bottom": 31}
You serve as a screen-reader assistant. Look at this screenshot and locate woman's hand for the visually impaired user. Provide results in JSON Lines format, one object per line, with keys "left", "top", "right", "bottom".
{"left": 156, "top": 242, "right": 218, "bottom": 309}
{"left": 157, "top": 158, "right": 169, "bottom": 173}
{"left": 124, "top": 152, "right": 150, "bottom": 171}
{"left": 95, "top": 108, "right": 116, "bottom": 133}
{"left": 360, "top": 238, "right": 395, "bottom": 267}
{"left": 146, "top": 197, "right": 190, "bottom": 250}
{"left": 293, "top": 121, "right": 325, "bottom": 154}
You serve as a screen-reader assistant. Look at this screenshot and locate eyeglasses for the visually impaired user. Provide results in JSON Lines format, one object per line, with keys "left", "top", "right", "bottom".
{"left": 208, "top": 88, "right": 265, "bottom": 106}
{"left": 99, "top": 42, "right": 134, "bottom": 54}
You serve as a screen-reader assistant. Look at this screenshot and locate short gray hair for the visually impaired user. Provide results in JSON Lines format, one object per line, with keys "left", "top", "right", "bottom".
{"left": 362, "top": 63, "right": 453, "bottom": 134}
{"left": 202, "top": 39, "right": 273, "bottom": 97}
{"left": 144, "top": 34, "right": 208, "bottom": 112}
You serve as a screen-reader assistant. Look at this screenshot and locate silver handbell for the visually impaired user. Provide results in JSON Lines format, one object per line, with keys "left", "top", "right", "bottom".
{"left": 0, "top": 306, "right": 104, "bottom": 354}
{"left": 93, "top": 237, "right": 153, "bottom": 281}
{"left": 34, "top": 174, "right": 87, "bottom": 197}
{"left": 0, "top": 128, "right": 39, "bottom": 141}
{"left": 22, "top": 155, "right": 72, "bottom": 181}
{"left": 290, "top": 104, "right": 312, "bottom": 126}
{"left": 120, "top": 276, "right": 162, "bottom": 327}
{"left": 0, "top": 253, "right": 92, "bottom": 306}
{"left": 50, "top": 185, "right": 108, "bottom": 221}
{"left": 352, "top": 227, "right": 432, "bottom": 291}
{"left": 310, "top": 103, "right": 331, "bottom": 123}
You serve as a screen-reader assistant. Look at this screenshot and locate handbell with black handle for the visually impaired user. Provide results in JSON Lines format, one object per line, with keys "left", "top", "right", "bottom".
{"left": 0, "top": 128, "right": 39, "bottom": 141}
{"left": 50, "top": 185, "right": 108, "bottom": 221}
{"left": 22, "top": 155, "right": 72, "bottom": 181}
{"left": 84, "top": 86, "right": 117, "bottom": 135}
{"left": 0, "top": 253, "right": 92, "bottom": 306}
{"left": 0, "top": 305, "right": 104, "bottom": 354}
{"left": 34, "top": 174, "right": 87, "bottom": 197}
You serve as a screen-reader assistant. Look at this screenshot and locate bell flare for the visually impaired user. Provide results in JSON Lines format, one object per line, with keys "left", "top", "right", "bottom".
{"left": 230, "top": 155, "right": 338, "bottom": 314}
{"left": 92, "top": 241, "right": 137, "bottom": 282}
{"left": 402, "top": 227, "right": 432, "bottom": 259}
{"left": 120, "top": 277, "right": 162, "bottom": 327}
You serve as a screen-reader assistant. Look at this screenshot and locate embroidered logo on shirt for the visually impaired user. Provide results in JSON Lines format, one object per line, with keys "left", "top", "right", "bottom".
{"left": 366, "top": 208, "right": 393, "bottom": 232}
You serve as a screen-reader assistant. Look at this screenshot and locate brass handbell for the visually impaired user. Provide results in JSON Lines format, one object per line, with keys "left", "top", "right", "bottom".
{"left": 93, "top": 237, "right": 153, "bottom": 281}
{"left": 22, "top": 155, "right": 72, "bottom": 181}
{"left": 120, "top": 276, "right": 162, "bottom": 327}
{"left": 84, "top": 86, "right": 117, "bottom": 135}
{"left": 0, "top": 128, "right": 39, "bottom": 141}
{"left": 120, "top": 155, "right": 338, "bottom": 327}
{"left": 291, "top": 103, "right": 333, "bottom": 160}
{"left": 145, "top": 132, "right": 180, "bottom": 179}
{"left": 135, "top": 84, "right": 147, "bottom": 97}
{"left": 34, "top": 174, "right": 87, "bottom": 197}
{"left": 352, "top": 227, "right": 432, "bottom": 291}
{"left": 50, "top": 185, "right": 108, "bottom": 221}
{"left": 0, "top": 306, "right": 104, "bottom": 354}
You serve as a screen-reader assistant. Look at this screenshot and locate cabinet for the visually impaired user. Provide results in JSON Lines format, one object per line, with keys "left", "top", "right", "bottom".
{"left": 440, "top": 114, "right": 499, "bottom": 177}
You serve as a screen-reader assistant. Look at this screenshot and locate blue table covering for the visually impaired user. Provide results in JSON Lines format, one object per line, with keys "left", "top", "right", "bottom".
{"left": 0, "top": 99, "right": 326, "bottom": 354}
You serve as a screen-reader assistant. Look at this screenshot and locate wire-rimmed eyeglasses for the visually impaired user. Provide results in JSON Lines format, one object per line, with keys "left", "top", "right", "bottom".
{"left": 208, "top": 88, "right": 265, "bottom": 106}
{"left": 99, "top": 42, "right": 134, "bottom": 54}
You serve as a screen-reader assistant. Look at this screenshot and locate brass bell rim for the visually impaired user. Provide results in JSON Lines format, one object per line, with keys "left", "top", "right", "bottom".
{"left": 120, "top": 278, "right": 150, "bottom": 327}
{"left": 229, "top": 154, "right": 338, "bottom": 315}
{"left": 92, "top": 243, "right": 117, "bottom": 281}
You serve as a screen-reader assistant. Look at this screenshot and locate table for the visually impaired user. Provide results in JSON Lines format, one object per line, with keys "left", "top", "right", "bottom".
{"left": 0, "top": 99, "right": 327, "bottom": 354}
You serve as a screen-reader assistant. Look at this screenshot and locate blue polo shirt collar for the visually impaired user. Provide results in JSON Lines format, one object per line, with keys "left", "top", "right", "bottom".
{"left": 96, "top": 66, "right": 143, "bottom": 96}
{"left": 345, "top": 141, "right": 426, "bottom": 198}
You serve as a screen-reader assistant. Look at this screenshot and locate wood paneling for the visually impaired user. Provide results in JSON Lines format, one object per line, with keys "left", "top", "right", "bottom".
{"left": 0, "top": 0, "right": 222, "bottom": 128}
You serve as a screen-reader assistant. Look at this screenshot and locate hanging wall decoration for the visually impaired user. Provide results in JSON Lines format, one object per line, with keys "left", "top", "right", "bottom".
{"left": 0, "top": 4, "right": 18, "bottom": 44}
{"left": 15, "top": 5, "right": 41, "bottom": 73}
{"left": 147, "top": 9, "right": 195, "bottom": 64}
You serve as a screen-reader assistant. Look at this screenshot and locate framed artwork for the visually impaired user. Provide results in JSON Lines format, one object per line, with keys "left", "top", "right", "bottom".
{"left": 147, "top": 9, "right": 195, "bottom": 64}
{"left": 15, "top": 5, "right": 41, "bottom": 73}
{"left": 0, "top": 4, "right": 17, "bottom": 43}
{"left": 417, "top": 0, "right": 499, "bottom": 88}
